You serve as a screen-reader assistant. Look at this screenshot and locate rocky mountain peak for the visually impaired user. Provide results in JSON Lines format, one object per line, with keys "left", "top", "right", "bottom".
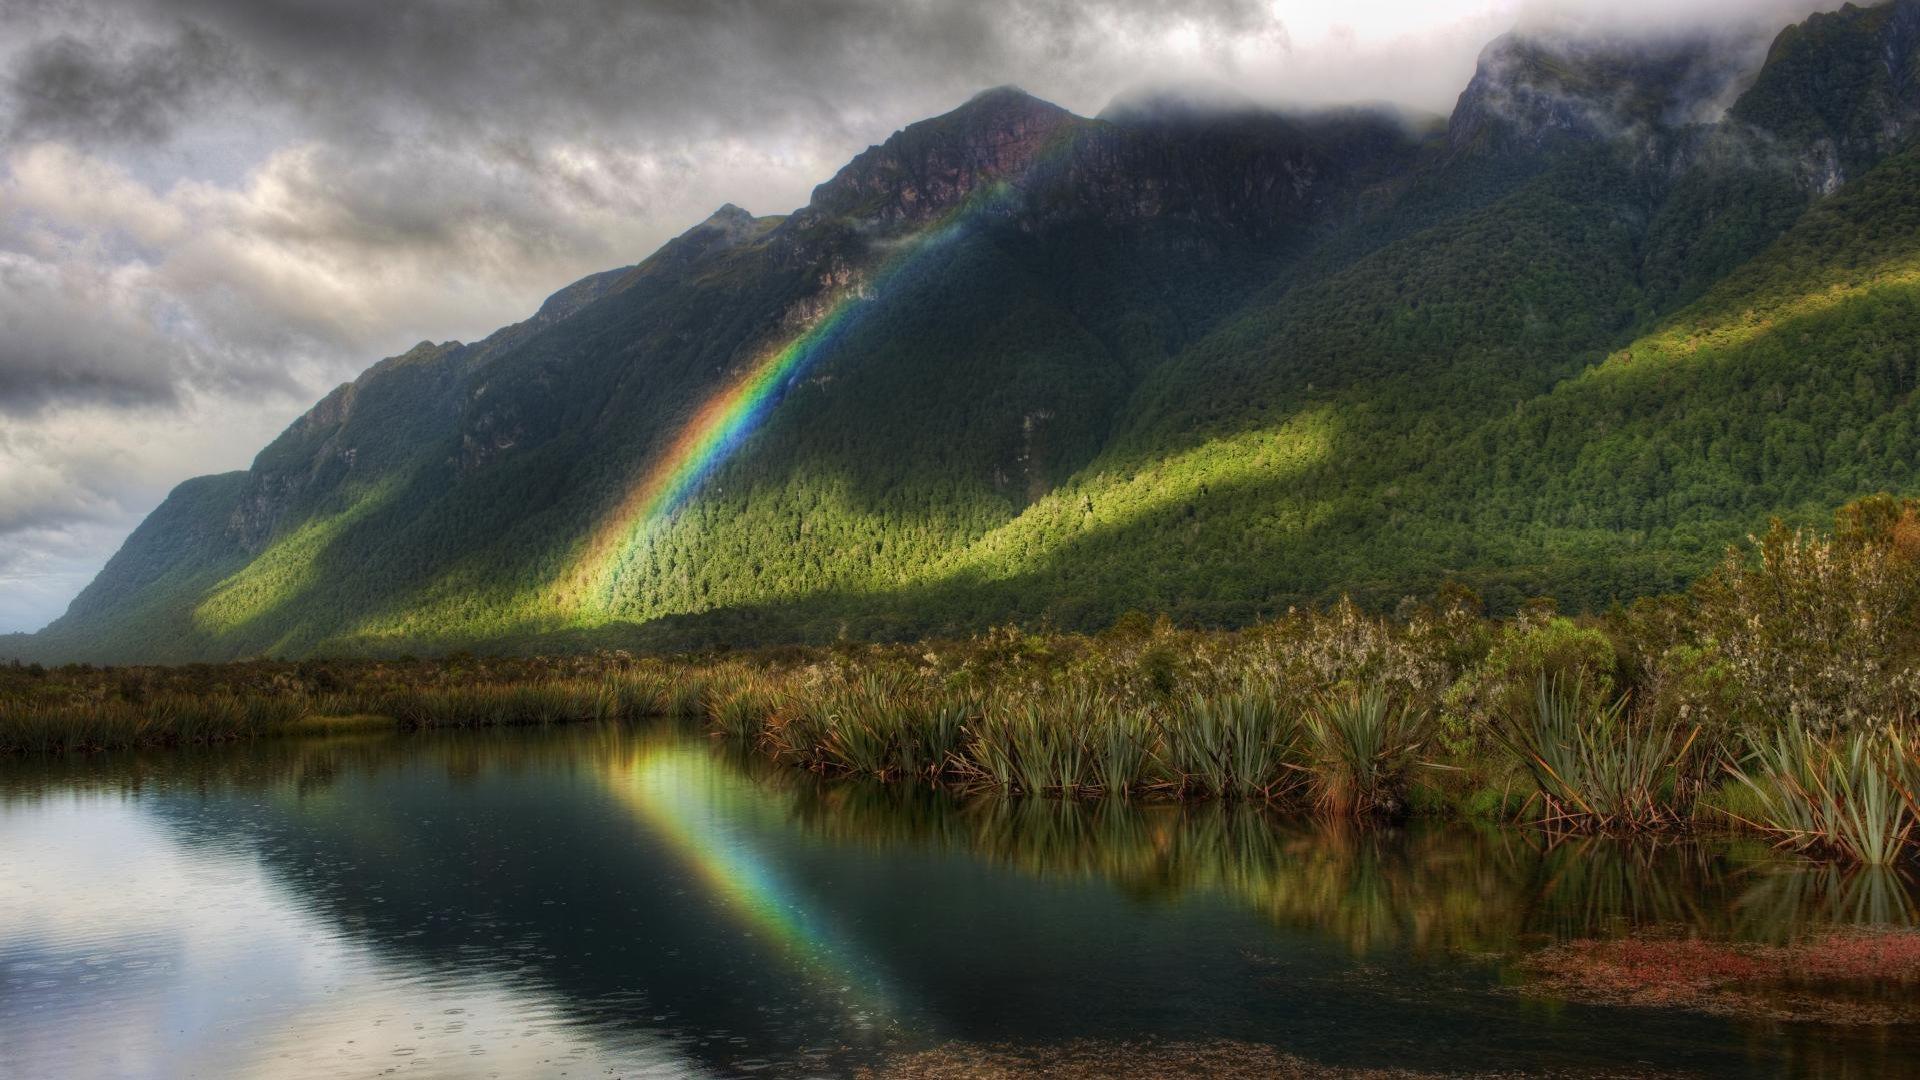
{"left": 799, "top": 86, "right": 1081, "bottom": 226}
{"left": 706, "top": 202, "right": 757, "bottom": 227}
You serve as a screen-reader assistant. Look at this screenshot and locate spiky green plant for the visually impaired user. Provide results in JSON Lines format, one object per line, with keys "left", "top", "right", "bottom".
{"left": 767, "top": 694, "right": 832, "bottom": 768}
{"left": 896, "top": 693, "right": 971, "bottom": 780}
{"left": 820, "top": 675, "right": 907, "bottom": 777}
{"left": 1091, "top": 701, "right": 1155, "bottom": 797}
{"left": 1300, "top": 684, "right": 1425, "bottom": 816}
{"left": 703, "top": 671, "right": 783, "bottom": 740}
{"left": 604, "top": 670, "right": 672, "bottom": 717}
{"left": 662, "top": 675, "right": 709, "bottom": 718}
{"left": 1492, "top": 677, "right": 1700, "bottom": 831}
{"left": 1158, "top": 691, "right": 1297, "bottom": 800}
{"left": 1725, "top": 720, "right": 1915, "bottom": 864}
{"left": 380, "top": 679, "right": 630, "bottom": 730}
{"left": 964, "top": 689, "right": 1119, "bottom": 795}
{"left": 767, "top": 671, "right": 961, "bottom": 781}
{"left": 0, "top": 691, "right": 313, "bottom": 754}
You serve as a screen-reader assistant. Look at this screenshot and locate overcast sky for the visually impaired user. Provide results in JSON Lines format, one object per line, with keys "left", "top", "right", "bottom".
{"left": 0, "top": 0, "right": 1842, "bottom": 633}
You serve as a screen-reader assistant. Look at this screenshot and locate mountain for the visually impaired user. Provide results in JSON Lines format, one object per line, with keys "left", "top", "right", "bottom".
{"left": 21, "top": 1, "right": 1920, "bottom": 662}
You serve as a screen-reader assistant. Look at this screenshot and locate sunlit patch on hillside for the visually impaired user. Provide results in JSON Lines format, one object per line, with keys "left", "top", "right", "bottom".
{"left": 562, "top": 126, "right": 1091, "bottom": 622}
{"left": 192, "top": 480, "right": 400, "bottom": 637}
{"left": 1598, "top": 261, "right": 1920, "bottom": 377}
{"left": 591, "top": 485, "right": 948, "bottom": 622}
{"left": 1594, "top": 143, "right": 1920, "bottom": 380}
{"left": 557, "top": 189, "right": 1004, "bottom": 618}
{"left": 934, "top": 408, "right": 1338, "bottom": 583}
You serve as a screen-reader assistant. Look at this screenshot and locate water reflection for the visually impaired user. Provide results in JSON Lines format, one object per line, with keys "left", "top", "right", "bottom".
{"left": 602, "top": 744, "right": 903, "bottom": 1024}
{"left": 3, "top": 724, "right": 1919, "bottom": 1078}
{"left": 0, "top": 791, "right": 707, "bottom": 1079}
{"left": 704, "top": 738, "right": 1917, "bottom": 952}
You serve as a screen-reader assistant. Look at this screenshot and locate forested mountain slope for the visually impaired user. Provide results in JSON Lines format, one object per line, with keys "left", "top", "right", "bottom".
{"left": 21, "top": 1, "right": 1920, "bottom": 662}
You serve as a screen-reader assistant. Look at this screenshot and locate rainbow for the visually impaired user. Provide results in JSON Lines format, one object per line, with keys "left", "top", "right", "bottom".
{"left": 605, "top": 745, "right": 896, "bottom": 1020}
{"left": 568, "top": 121, "right": 1081, "bottom": 614}
{"left": 567, "top": 277, "right": 874, "bottom": 611}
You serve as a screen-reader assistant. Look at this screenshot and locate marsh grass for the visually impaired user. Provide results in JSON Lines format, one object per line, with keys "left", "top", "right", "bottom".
{"left": 702, "top": 668, "right": 784, "bottom": 739}
{"left": 1494, "top": 677, "right": 1701, "bottom": 831}
{"left": 767, "top": 671, "right": 969, "bottom": 781}
{"left": 0, "top": 692, "right": 310, "bottom": 754}
{"left": 662, "top": 676, "right": 708, "bottom": 718}
{"left": 965, "top": 690, "right": 1101, "bottom": 794}
{"left": 378, "top": 671, "right": 676, "bottom": 731}
{"left": 1091, "top": 702, "right": 1154, "bottom": 798}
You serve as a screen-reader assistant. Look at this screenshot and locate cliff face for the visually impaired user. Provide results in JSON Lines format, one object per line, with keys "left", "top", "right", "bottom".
{"left": 1445, "top": 24, "right": 1790, "bottom": 165}
{"left": 29, "top": 2, "right": 1920, "bottom": 663}
{"left": 1733, "top": 0, "right": 1920, "bottom": 192}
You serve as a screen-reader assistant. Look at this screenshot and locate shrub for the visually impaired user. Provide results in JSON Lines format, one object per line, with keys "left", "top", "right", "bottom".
{"left": 1442, "top": 612, "right": 1618, "bottom": 754}
{"left": 1691, "top": 511, "right": 1920, "bottom": 735}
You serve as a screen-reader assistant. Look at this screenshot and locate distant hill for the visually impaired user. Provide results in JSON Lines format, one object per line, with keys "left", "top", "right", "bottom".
{"left": 26, "top": 0, "right": 1920, "bottom": 662}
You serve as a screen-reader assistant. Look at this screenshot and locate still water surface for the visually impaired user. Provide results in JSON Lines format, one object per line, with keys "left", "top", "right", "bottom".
{"left": 3, "top": 723, "right": 1918, "bottom": 1078}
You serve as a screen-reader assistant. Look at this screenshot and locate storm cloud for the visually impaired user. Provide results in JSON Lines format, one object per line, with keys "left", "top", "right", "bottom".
{"left": 0, "top": 0, "right": 1847, "bottom": 631}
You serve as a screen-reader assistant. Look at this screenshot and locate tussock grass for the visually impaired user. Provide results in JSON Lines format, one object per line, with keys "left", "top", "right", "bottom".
{"left": 378, "top": 671, "right": 680, "bottom": 731}
{"left": 768, "top": 671, "right": 969, "bottom": 781}
{"left": 1159, "top": 691, "right": 1299, "bottom": 801}
{"left": 380, "top": 680, "right": 610, "bottom": 729}
{"left": 964, "top": 690, "right": 1109, "bottom": 795}
{"left": 0, "top": 692, "right": 310, "bottom": 754}
{"left": 702, "top": 667, "right": 784, "bottom": 739}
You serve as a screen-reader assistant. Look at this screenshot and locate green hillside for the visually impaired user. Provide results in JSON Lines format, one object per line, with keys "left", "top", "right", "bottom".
{"left": 21, "top": 1, "right": 1920, "bottom": 662}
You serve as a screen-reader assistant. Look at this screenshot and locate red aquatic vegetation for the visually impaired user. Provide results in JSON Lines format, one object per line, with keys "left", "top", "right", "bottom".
{"left": 1519, "top": 928, "right": 1920, "bottom": 1023}
{"left": 860, "top": 1039, "right": 1524, "bottom": 1078}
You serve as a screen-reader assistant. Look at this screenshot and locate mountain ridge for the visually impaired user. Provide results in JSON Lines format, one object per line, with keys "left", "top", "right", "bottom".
{"left": 20, "top": 0, "right": 1920, "bottom": 662}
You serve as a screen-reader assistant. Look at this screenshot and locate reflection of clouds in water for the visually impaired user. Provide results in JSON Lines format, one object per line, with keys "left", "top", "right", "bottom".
{"left": 0, "top": 793, "right": 709, "bottom": 1079}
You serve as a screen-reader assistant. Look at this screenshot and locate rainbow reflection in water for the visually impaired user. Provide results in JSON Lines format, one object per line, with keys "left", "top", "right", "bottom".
{"left": 604, "top": 745, "right": 899, "bottom": 1023}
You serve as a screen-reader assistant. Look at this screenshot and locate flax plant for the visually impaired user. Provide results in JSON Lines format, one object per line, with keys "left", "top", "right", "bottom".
{"left": 1300, "top": 683, "right": 1426, "bottom": 816}
{"left": 1725, "top": 720, "right": 1915, "bottom": 864}
{"left": 1159, "top": 691, "right": 1299, "bottom": 800}
{"left": 1493, "top": 677, "right": 1700, "bottom": 831}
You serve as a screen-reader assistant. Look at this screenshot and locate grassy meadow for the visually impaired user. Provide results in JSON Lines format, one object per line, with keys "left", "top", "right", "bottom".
{"left": 8, "top": 495, "right": 1920, "bottom": 865}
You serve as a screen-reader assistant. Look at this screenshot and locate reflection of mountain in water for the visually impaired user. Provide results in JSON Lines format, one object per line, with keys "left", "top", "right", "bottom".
{"left": 15, "top": 725, "right": 1920, "bottom": 1077}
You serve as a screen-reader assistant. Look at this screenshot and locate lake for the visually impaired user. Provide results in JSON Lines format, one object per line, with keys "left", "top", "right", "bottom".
{"left": 3, "top": 723, "right": 1917, "bottom": 1078}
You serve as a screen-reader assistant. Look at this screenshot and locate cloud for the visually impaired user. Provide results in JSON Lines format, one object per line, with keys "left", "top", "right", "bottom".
{"left": 0, "top": 248, "right": 184, "bottom": 413}
{"left": 0, "top": 393, "right": 308, "bottom": 632}
{"left": 1515, "top": 0, "right": 1840, "bottom": 35}
{"left": 0, "top": 0, "right": 1850, "bottom": 631}
{"left": 4, "top": 22, "right": 243, "bottom": 146}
